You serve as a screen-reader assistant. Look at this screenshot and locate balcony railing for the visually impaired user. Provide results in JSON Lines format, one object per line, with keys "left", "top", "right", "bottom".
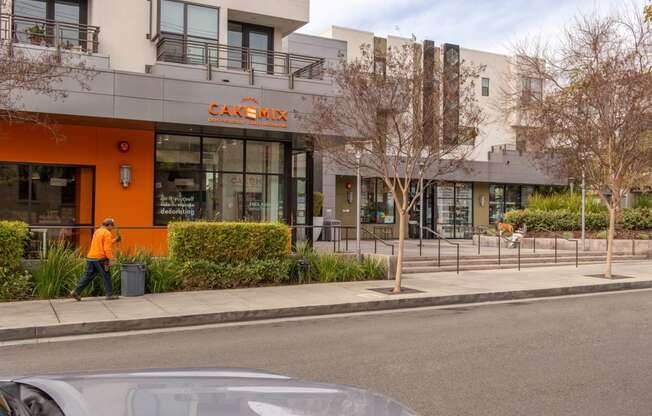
{"left": 156, "top": 36, "right": 325, "bottom": 81}
{"left": 0, "top": 13, "right": 99, "bottom": 53}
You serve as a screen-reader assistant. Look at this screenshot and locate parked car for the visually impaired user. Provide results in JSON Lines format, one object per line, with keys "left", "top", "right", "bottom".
{"left": 0, "top": 368, "right": 417, "bottom": 416}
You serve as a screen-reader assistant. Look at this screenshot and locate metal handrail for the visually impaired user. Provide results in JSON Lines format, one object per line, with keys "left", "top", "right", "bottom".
{"left": 421, "top": 226, "right": 460, "bottom": 274}
{"left": 533, "top": 227, "right": 579, "bottom": 268}
{"left": 1, "top": 13, "right": 100, "bottom": 53}
{"left": 361, "top": 228, "right": 395, "bottom": 255}
{"left": 155, "top": 35, "right": 325, "bottom": 80}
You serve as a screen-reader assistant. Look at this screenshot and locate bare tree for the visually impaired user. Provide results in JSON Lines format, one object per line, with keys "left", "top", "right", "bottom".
{"left": 303, "top": 42, "right": 484, "bottom": 293}
{"left": 0, "top": 1, "right": 91, "bottom": 137}
{"left": 504, "top": 6, "right": 652, "bottom": 278}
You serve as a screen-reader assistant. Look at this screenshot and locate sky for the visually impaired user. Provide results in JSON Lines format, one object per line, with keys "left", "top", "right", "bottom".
{"left": 299, "top": 0, "right": 641, "bottom": 54}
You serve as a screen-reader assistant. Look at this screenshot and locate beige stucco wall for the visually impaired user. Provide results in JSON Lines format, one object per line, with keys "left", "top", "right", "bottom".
{"left": 88, "top": 0, "right": 309, "bottom": 73}
{"left": 323, "top": 26, "right": 374, "bottom": 62}
{"left": 461, "top": 47, "right": 517, "bottom": 161}
{"left": 473, "top": 182, "right": 490, "bottom": 227}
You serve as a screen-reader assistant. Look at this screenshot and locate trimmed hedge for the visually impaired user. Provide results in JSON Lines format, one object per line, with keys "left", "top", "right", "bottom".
{"left": 503, "top": 209, "right": 579, "bottom": 231}
{"left": 0, "top": 221, "right": 29, "bottom": 270}
{"left": 179, "top": 259, "right": 291, "bottom": 290}
{"left": 504, "top": 208, "right": 652, "bottom": 232}
{"left": 621, "top": 208, "right": 652, "bottom": 230}
{"left": 168, "top": 222, "right": 290, "bottom": 264}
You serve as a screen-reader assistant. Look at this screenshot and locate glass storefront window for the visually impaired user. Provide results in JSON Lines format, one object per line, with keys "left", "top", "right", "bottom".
{"left": 202, "top": 138, "right": 243, "bottom": 172}
{"left": 489, "top": 184, "right": 533, "bottom": 223}
{"left": 246, "top": 141, "right": 284, "bottom": 174}
{"left": 360, "top": 178, "right": 395, "bottom": 224}
{"left": 0, "top": 163, "right": 93, "bottom": 225}
{"left": 154, "top": 134, "right": 287, "bottom": 225}
{"left": 156, "top": 135, "right": 201, "bottom": 170}
{"left": 154, "top": 170, "right": 201, "bottom": 224}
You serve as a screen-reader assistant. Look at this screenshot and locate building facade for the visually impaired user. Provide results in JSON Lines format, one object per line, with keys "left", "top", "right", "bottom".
{"left": 316, "top": 26, "right": 565, "bottom": 240}
{"left": 0, "top": 0, "right": 348, "bottom": 254}
{"left": 0, "top": 1, "right": 567, "bottom": 255}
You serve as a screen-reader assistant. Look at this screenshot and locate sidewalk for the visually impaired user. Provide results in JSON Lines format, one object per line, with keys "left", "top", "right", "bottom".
{"left": 1, "top": 261, "right": 651, "bottom": 342}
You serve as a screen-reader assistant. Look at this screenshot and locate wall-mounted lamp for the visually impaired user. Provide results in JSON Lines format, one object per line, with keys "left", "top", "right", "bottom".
{"left": 120, "top": 165, "right": 132, "bottom": 188}
{"left": 480, "top": 195, "right": 486, "bottom": 207}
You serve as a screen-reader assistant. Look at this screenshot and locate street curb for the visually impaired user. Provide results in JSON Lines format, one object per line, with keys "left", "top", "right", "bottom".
{"left": 2, "top": 280, "right": 651, "bottom": 342}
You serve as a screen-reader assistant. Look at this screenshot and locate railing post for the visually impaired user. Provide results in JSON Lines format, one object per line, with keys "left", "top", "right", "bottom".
{"left": 477, "top": 232, "right": 481, "bottom": 255}
{"left": 497, "top": 235, "right": 501, "bottom": 266}
{"left": 632, "top": 239, "right": 635, "bottom": 256}
{"left": 533, "top": 236, "right": 536, "bottom": 253}
{"left": 374, "top": 237, "right": 377, "bottom": 254}
{"left": 554, "top": 236, "right": 558, "bottom": 263}
{"left": 285, "top": 54, "right": 291, "bottom": 75}
{"left": 333, "top": 226, "right": 336, "bottom": 253}
{"left": 92, "top": 29, "right": 99, "bottom": 53}
{"left": 518, "top": 242, "right": 521, "bottom": 271}
{"left": 435, "top": 237, "right": 439, "bottom": 267}
{"left": 54, "top": 22, "right": 60, "bottom": 49}
{"left": 345, "top": 227, "right": 349, "bottom": 252}
{"left": 456, "top": 245, "right": 460, "bottom": 275}
{"left": 576, "top": 240, "right": 579, "bottom": 268}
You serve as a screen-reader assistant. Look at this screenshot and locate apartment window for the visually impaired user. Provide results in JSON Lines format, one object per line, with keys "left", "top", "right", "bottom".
{"left": 522, "top": 77, "right": 543, "bottom": 102}
{"left": 159, "top": 0, "right": 218, "bottom": 65}
{"left": 227, "top": 21, "right": 273, "bottom": 73}
{"left": 13, "top": 0, "right": 87, "bottom": 47}
{"left": 481, "top": 77, "right": 490, "bottom": 96}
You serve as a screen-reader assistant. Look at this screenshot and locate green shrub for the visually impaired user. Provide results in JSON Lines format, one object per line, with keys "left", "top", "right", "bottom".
{"left": 585, "top": 212, "right": 609, "bottom": 231}
{"left": 33, "top": 242, "right": 85, "bottom": 299}
{"left": 526, "top": 193, "right": 605, "bottom": 213}
{"left": 168, "top": 222, "right": 290, "bottom": 264}
{"left": 290, "top": 241, "right": 321, "bottom": 284}
{"left": 313, "top": 192, "right": 324, "bottom": 217}
{"left": 179, "top": 259, "right": 291, "bottom": 291}
{"left": 0, "top": 221, "right": 29, "bottom": 270}
{"left": 621, "top": 208, "right": 652, "bottom": 230}
{"left": 0, "top": 267, "right": 33, "bottom": 302}
{"left": 504, "top": 209, "right": 579, "bottom": 231}
{"left": 147, "top": 258, "right": 182, "bottom": 293}
{"left": 315, "top": 255, "right": 385, "bottom": 283}
{"left": 633, "top": 194, "right": 652, "bottom": 209}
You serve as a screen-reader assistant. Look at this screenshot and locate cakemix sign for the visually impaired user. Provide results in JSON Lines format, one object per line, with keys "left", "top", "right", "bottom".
{"left": 208, "top": 96, "right": 289, "bottom": 128}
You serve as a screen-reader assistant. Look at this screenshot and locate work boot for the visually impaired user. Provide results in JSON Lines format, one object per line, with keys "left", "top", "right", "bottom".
{"left": 105, "top": 295, "right": 120, "bottom": 301}
{"left": 69, "top": 291, "right": 81, "bottom": 301}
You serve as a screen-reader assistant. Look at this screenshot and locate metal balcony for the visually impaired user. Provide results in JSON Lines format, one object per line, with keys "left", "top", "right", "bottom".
{"left": 156, "top": 35, "right": 325, "bottom": 82}
{"left": 0, "top": 13, "right": 99, "bottom": 53}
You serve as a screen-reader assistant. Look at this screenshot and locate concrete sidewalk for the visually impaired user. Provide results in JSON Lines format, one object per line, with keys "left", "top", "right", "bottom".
{"left": 1, "top": 261, "right": 651, "bottom": 342}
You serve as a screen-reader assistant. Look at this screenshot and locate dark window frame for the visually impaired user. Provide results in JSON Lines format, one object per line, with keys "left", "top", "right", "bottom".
{"left": 481, "top": 77, "right": 490, "bottom": 97}
{"left": 12, "top": 0, "right": 88, "bottom": 24}
{"left": 0, "top": 161, "right": 95, "bottom": 227}
{"left": 227, "top": 20, "right": 274, "bottom": 73}
{"left": 153, "top": 133, "right": 289, "bottom": 225}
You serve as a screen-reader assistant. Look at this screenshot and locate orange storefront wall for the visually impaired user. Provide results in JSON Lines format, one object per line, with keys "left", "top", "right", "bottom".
{"left": 0, "top": 121, "right": 168, "bottom": 255}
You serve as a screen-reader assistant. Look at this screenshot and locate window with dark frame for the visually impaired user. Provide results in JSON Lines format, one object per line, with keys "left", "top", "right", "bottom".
{"left": 12, "top": 0, "right": 88, "bottom": 48}
{"left": 482, "top": 77, "right": 490, "bottom": 96}
{"left": 227, "top": 21, "right": 274, "bottom": 73}
{"left": 159, "top": 0, "right": 219, "bottom": 65}
{"left": 154, "top": 134, "right": 286, "bottom": 225}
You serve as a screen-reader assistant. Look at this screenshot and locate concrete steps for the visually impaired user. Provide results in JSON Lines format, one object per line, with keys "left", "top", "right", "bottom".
{"left": 402, "top": 253, "right": 650, "bottom": 274}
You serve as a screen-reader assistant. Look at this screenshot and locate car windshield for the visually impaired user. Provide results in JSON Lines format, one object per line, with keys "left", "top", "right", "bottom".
{"left": 56, "top": 376, "right": 414, "bottom": 416}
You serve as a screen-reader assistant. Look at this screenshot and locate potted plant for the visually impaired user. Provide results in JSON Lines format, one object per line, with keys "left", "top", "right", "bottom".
{"left": 26, "top": 24, "right": 45, "bottom": 45}
{"left": 313, "top": 192, "right": 324, "bottom": 241}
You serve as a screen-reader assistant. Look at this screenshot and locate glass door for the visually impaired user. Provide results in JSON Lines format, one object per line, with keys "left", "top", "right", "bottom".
{"left": 227, "top": 21, "right": 273, "bottom": 73}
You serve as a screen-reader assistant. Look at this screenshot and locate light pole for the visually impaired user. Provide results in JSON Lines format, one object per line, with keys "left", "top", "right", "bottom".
{"left": 418, "top": 161, "right": 425, "bottom": 256}
{"left": 355, "top": 150, "right": 362, "bottom": 260}
{"left": 581, "top": 170, "right": 586, "bottom": 251}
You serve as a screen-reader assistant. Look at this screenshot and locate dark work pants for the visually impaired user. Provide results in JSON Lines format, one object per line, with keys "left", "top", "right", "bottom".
{"left": 74, "top": 259, "right": 112, "bottom": 296}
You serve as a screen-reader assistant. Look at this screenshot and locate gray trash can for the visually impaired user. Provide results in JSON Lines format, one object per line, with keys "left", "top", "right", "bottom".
{"left": 322, "top": 219, "right": 342, "bottom": 241}
{"left": 121, "top": 263, "right": 145, "bottom": 297}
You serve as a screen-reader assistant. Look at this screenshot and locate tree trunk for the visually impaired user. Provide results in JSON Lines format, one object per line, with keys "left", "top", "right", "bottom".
{"left": 604, "top": 207, "right": 617, "bottom": 279}
{"left": 393, "top": 210, "right": 407, "bottom": 293}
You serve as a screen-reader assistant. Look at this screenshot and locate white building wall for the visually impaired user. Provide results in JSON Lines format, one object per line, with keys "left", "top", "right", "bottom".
{"left": 323, "top": 26, "right": 374, "bottom": 61}
{"left": 89, "top": 0, "right": 309, "bottom": 73}
{"left": 460, "top": 48, "right": 516, "bottom": 161}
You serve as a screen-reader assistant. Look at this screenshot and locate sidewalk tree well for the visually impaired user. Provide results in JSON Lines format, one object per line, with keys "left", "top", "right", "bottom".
{"left": 503, "top": 6, "right": 652, "bottom": 278}
{"left": 0, "top": 0, "right": 93, "bottom": 138}
{"left": 302, "top": 41, "right": 484, "bottom": 293}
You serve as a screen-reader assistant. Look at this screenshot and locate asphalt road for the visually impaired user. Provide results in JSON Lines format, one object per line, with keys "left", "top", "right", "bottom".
{"left": 2, "top": 290, "right": 652, "bottom": 416}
